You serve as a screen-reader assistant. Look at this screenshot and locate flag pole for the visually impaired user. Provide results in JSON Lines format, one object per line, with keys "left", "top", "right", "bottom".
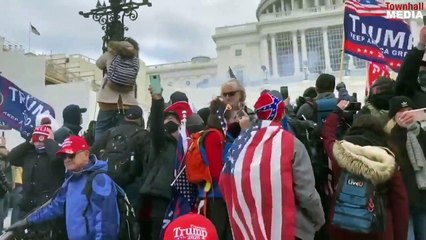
{"left": 28, "top": 23, "right": 31, "bottom": 53}
{"left": 339, "top": 30, "right": 345, "bottom": 83}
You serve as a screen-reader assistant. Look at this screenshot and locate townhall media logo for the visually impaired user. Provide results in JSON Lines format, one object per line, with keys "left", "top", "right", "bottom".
{"left": 385, "top": 2, "right": 424, "bottom": 20}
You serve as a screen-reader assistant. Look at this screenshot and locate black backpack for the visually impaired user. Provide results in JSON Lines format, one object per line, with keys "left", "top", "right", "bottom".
{"left": 100, "top": 127, "right": 144, "bottom": 187}
{"left": 84, "top": 171, "right": 138, "bottom": 240}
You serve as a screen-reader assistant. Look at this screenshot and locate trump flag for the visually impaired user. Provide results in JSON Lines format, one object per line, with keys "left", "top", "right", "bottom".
{"left": 0, "top": 76, "right": 55, "bottom": 138}
{"left": 344, "top": 0, "right": 413, "bottom": 72}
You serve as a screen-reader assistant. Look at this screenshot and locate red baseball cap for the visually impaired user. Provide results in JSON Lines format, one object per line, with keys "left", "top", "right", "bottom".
{"left": 164, "top": 214, "right": 219, "bottom": 240}
{"left": 56, "top": 136, "right": 89, "bottom": 155}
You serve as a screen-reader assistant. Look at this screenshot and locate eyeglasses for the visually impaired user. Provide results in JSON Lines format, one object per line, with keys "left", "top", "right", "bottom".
{"left": 222, "top": 91, "right": 239, "bottom": 97}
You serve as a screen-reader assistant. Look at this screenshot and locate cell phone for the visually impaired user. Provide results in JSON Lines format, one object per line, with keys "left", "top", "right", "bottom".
{"left": 280, "top": 86, "right": 289, "bottom": 99}
{"left": 149, "top": 74, "right": 162, "bottom": 95}
{"left": 406, "top": 108, "right": 426, "bottom": 122}
{"left": 346, "top": 102, "right": 361, "bottom": 111}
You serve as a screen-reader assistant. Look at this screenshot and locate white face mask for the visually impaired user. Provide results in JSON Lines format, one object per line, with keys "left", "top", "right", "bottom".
{"left": 421, "top": 86, "right": 426, "bottom": 93}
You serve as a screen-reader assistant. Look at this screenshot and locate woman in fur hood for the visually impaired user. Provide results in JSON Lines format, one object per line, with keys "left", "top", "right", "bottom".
{"left": 322, "top": 100, "right": 409, "bottom": 240}
{"left": 95, "top": 37, "right": 140, "bottom": 141}
{"left": 386, "top": 96, "right": 426, "bottom": 240}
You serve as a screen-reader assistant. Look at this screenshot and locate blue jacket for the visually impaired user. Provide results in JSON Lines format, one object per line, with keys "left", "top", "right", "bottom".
{"left": 27, "top": 156, "right": 120, "bottom": 240}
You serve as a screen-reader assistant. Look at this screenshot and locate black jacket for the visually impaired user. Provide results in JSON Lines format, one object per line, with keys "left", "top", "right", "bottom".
{"left": 8, "top": 139, "right": 64, "bottom": 212}
{"left": 140, "top": 98, "right": 178, "bottom": 201}
{"left": 54, "top": 123, "right": 82, "bottom": 144}
{"left": 395, "top": 46, "right": 426, "bottom": 108}
{"left": 91, "top": 121, "right": 150, "bottom": 187}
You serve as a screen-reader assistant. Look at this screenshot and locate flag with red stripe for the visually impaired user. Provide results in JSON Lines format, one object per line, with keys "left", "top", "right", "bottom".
{"left": 366, "top": 62, "right": 391, "bottom": 96}
{"left": 219, "top": 120, "right": 296, "bottom": 240}
{"left": 343, "top": 0, "right": 412, "bottom": 72}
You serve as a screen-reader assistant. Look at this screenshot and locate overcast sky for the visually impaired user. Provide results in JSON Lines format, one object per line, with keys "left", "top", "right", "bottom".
{"left": 0, "top": 0, "right": 259, "bottom": 65}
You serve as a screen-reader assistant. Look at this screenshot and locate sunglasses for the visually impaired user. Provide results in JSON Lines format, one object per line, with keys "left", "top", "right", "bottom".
{"left": 222, "top": 91, "right": 239, "bottom": 97}
{"left": 63, "top": 153, "right": 76, "bottom": 160}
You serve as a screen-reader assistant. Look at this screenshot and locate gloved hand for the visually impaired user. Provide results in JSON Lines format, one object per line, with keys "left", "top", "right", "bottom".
{"left": 6, "top": 218, "right": 29, "bottom": 232}
{"left": 336, "top": 82, "right": 346, "bottom": 91}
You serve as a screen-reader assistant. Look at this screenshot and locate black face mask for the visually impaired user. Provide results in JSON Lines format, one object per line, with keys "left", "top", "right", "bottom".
{"left": 164, "top": 121, "right": 179, "bottom": 134}
{"left": 227, "top": 122, "right": 241, "bottom": 139}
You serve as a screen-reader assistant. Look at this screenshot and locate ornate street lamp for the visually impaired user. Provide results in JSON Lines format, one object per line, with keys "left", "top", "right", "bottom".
{"left": 79, "top": 0, "right": 152, "bottom": 52}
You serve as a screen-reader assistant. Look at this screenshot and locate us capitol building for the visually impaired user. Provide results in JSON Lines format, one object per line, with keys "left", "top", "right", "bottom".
{"left": 147, "top": 0, "right": 423, "bottom": 90}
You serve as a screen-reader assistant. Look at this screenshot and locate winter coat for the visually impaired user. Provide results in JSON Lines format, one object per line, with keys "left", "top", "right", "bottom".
{"left": 139, "top": 98, "right": 177, "bottom": 201}
{"left": 90, "top": 121, "right": 150, "bottom": 188}
{"left": 27, "top": 158, "right": 120, "bottom": 240}
{"left": 8, "top": 140, "right": 65, "bottom": 213}
{"left": 322, "top": 112, "right": 409, "bottom": 240}
{"left": 54, "top": 123, "right": 82, "bottom": 145}
{"left": 395, "top": 45, "right": 426, "bottom": 108}
{"left": 96, "top": 40, "right": 138, "bottom": 109}
{"left": 388, "top": 120, "right": 426, "bottom": 210}
{"left": 0, "top": 147, "right": 11, "bottom": 195}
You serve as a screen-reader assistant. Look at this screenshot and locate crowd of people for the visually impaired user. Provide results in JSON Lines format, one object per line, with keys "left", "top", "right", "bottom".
{"left": 0, "top": 27, "right": 425, "bottom": 240}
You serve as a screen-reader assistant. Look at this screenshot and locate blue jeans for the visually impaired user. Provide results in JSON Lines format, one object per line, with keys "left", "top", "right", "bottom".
{"left": 94, "top": 109, "right": 125, "bottom": 142}
{"left": 408, "top": 207, "right": 426, "bottom": 240}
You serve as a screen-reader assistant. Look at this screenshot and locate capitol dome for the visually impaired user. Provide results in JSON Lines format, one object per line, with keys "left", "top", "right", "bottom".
{"left": 256, "top": 0, "right": 342, "bottom": 20}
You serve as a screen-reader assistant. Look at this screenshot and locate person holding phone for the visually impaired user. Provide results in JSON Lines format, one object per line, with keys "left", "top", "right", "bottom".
{"left": 386, "top": 96, "right": 426, "bottom": 240}
{"left": 395, "top": 26, "right": 426, "bottom": 109}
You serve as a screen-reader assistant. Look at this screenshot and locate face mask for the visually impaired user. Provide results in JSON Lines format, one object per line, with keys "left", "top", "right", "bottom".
{"left": 35, "top": 146, "right": 46, "bottom": 154}
{"left": 164, "top": 121, "right": 179, "bottom": 134}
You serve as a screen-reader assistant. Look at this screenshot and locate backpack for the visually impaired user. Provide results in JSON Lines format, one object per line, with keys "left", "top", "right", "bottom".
{"left": 185, "top": 129, "right": 223, "bottom": 188}
{"left": 332, "top": 170, "right": 388, "bottom": 233}
{"left": 84, "top": 171, "right": 138, "bottom": 240}
{"left": 107, "top": 55, "right": 139, "bottom": 87}
{"left": 100, "top": 127, "right": 144, "bottom": 187}
{"left": 312, "top": 98, "right": 337, "bottom": 127}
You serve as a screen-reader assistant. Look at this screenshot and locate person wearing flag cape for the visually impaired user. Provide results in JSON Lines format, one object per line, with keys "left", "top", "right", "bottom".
{"left": 219, "top": 92, "right": 325, "bottom": 240}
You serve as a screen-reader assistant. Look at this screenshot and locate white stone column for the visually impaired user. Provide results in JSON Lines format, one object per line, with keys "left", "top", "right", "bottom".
{"left": 273, "top": 3, "right": 276, "bottom": 13}
{"left": 260, "top": 36, "right": 269, "bottom": 70}
{"left": 348, "top": 55, "right": 355, "bottom": 70}
{"left": 291, "top": 0, "right": 295, "bottom": 10}
{"left": 281, "top": 0, "right": 285, "bottom": 11}
{"left": 322, "top": 27, "right": 332, "bottom": 73}
{"left": 301, "top": 30, "right": 308, "bottom": 69}
{"left": 271, "top": 34, "right": 279, "bottom": 77}
{"left": 315, "top": 0, "right": 319, "bottom": 7}
{"left": 303, "top": 0, "right": 307, "bottom": 8}
{"left": 292, "top": 31, "right": 300, "bottom": 75}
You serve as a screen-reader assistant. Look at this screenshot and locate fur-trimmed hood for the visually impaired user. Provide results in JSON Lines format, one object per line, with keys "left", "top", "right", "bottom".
{"left": 333, "top": 140, "right": 396, "bottom": 184}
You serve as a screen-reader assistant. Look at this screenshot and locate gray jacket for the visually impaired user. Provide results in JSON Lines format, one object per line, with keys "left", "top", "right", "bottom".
{"left": 293, "top": 139, "right": 326, "bottom": 240}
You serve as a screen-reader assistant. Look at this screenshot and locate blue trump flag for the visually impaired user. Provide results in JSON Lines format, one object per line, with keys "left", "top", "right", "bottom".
{"left": 0, "top": 75, "right": 55, "bottom": 138}
{"left": 344, "top": 0, "right": 413, "bottom": 72}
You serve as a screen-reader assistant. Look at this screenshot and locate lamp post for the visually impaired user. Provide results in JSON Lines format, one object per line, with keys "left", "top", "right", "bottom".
{"left": 79, "top": 0, "right": 152, "bottom": 53}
